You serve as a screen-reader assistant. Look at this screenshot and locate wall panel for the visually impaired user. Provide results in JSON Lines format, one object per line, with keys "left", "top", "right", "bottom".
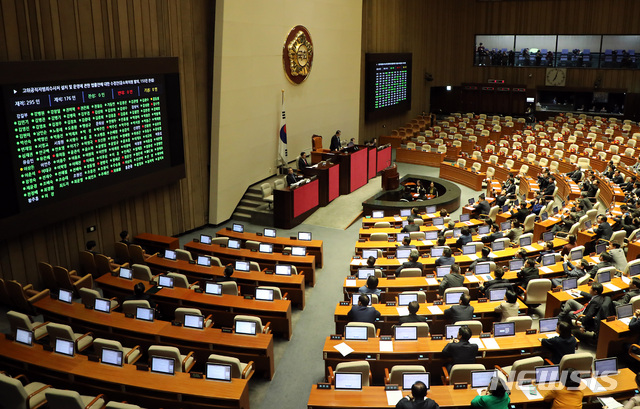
{"left": 0, "top": 0, "right": 212, "bottom": 286}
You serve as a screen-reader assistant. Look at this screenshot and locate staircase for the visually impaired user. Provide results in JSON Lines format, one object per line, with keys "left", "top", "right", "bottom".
{"left": 231, "top": 175, "right": 285, "bottom": 227}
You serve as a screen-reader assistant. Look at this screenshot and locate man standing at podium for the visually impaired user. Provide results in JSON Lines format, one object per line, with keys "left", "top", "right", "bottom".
{"left": 297, "top": 152, "right": 309, "bottom": 171}
{"left": 330, "top": 130, "right": 341, "bottom": 151}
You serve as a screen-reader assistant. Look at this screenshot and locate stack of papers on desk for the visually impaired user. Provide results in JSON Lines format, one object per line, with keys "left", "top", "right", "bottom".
{"left": 522, "top": 385, "right": 543, "bottom": 400}
{"left": 425, "top": 278, "right": 439, "bottom": 286}
{"left": 386, "top": 391, "right": 404, "bottom": 406}
{"left": 467, "top": 254, "right": 479, "bottom": 260}
{"left": 466, "top": 275, "right": 480, "bottom": 283}
{"left": 591, "top": 256, "right": 601, "bottom": 263}
{"left": 464, "top": 221, "right": 474, "bottom": 226}
{"left": 482, "top": 338, "right": 500, "bottom": 349}
{"left": 350, "top": 259, "right": 366, "bottom": 266}
{"left": 468, "top": 338, "right": 484, "bottom": 348}
{"left": 396, "top": 306, "right": 409, "bottom": 316}
{"left": 540, "top": 266, "right": 554, "bottom": 274}
{"left": 333, "top": 342, "right": 354, "bottom": 357}
{"left": 397, "top": 258, "right": 408, "bottom": 263}
{"left": 620, "top": 317, "right": 632, "bottom": 326}
{"left": 479, "top": 274, "right": 493, "bottom": 281}
{"left": 488, "top": 252, "right": 498, "bottom": 258}
{"left": 524, "top": 245, "right": 537, "bottom": 252}
{"left": 598, "top": 397, "right": 623, "bottom": 409}
{"left": 394, "top": 216, "right": 402, "bottom": 222}
{"left": 422, "top": 240, "right": 434, "bottom": 246}
{"left": 604, "top": 283, "right": 621, "bottom": 291}
{"left": 582, "top": 377, "right": 606, "bottom": 393}
{"left": 545, "top": 333, "right": 558, "bottom": 338}
{"left": 379, "top": 341, "right": 394, "bottom": 352}
{"left": 426, "top": 213, "right": 437, "bottom": 218}
{"left": 427, "top": 305, "right": 443, "bottom": 314}
{"left": 621, "top": 276, "right": 631, "bottom": 285}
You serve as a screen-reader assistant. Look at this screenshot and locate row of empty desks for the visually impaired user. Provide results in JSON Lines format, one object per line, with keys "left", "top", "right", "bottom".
{"left": 333, "top": 299, "right": 528, "bottom": 335}
{"left": 96, "top": 274, "right": 293, "bottom": 339}
{"left": 361, "top": 214, "right": 483, "bottom": 229}
{"left": 307, "top": 368, "right": 637, "bottom": 408}
{"left": 357, "top": 219, "right": 484, "bottom": 239}
{"left": 31, "top": 297, "right": 275, "bottom": 379}
{"left": 215, "top": 228, "right": 323, "bottom": 268}
{"left": 144, "top": 256, "right": 306, "bottom": 309}
{"left": 0, "top": 336, "right": 250, "bottom": 409}
{"left": 184, "top": 242, "right": 317, "bottom": 287}
{"left": 439, "top": 162, "right": 485, "bottom": 191}
{"left": 323, "top": 332, "right": 549, "bottom": 383}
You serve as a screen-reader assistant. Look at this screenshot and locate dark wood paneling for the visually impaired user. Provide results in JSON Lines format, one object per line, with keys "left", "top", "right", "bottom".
{"left": 0, "top": 0, "right": 212, "bottom": 285}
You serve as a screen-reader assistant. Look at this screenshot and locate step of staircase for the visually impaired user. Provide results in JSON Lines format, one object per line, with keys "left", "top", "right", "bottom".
{"left": 230, "top": 175, "right": 288, "bottom": 227}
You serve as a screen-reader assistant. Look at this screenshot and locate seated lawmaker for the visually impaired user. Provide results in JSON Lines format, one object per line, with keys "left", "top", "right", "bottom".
{"left": 614, "top": 277, "right": 640, "bottom": 307}
{"left": 396, "top": 249, "right": 424, "bottom": 276}
{"left": 401, "top": 215, "right": 421, "bottom": 232}
{"left": 516, "top": 258, "right": 539, "bottom": 291}
{"left": 297, "top": 151, "right": 309, "bottom": 171}
{"left": 435, "top": 247, "right": 455, "bottom": 267}
{"left": 494, "top": 290, "right": 519, "bottom": 322}
{"left": 444, "top": 293, "right": 474, "bottom": 323}
{"left": 480, "top": 266, "right": 511, "bottom": 295}
{"left": 441, "top": 325, "right": 478, "bottom": 372}
{"left": 438, "top": 263, "right": 464, "bottom": 296}
{"left": 471, "top": 194, "right": 491, "bottom": 218}
{"left": 540, "top": 321, "right": 577, "bottom": 364}
{"left": 395, "top": 381, "right": 440, "bottom": 409}
{"left": 481, "top": 223, "right": 503, "bottom": 244}
{"left": 551, "top": 258, "right": 589, "bottom": 288}
{"left": 347, "top": 294, "right": 381, "bottom": 324}
{"left": 542, "top": 368, "right": 583, "bottom": 409}
{"left": 399, "top": 301, "right": 428, "bottom": 324}
{"left": 286, "top": 167, "right": 299, "bottom": 186}
{"left": 470, "top": 377, "right": 510, "bottom": 409}
{"left": 456, "top": 227, "right": 473, "bottom": 248}
{"left": 558, "top": 282, "right": 605, "bottom": 332}
{"left": 469, "top": 247, "right": 493, "bottom": 272}
{"left": 358, "top": 275, "right": 381, "bottom": 297}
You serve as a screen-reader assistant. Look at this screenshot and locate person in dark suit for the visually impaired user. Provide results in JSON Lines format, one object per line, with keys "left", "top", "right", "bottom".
{"left": 481, "top": 223, "right": 503, "bottom": 244}
{"left": 395, "top": 381, "right": 440, "bottom": 409}
{"left": 540, "top": 321, "right": 578, "bottom": 364}
{"left": 542, "top": 176, "right": 556, "bottom": 200}
{"left": 568, "top": 168, "right": 583, "bottom": 184}
{"left": 578, "top": 192, "right": 593, "bottom": 211}
{"left": 86, "top": 240, "right": 100, "bottom": 256}
{"left": 455, "top": 227, "right": 473, "bottom": 248}
{"left": 399, "top": 301, "right": 428, "bottom": 324}
{"left": 438, "top": 264, "right": 464, "bottom": 296}
{"left": 297, "top": 152, "right": 309, "bottom": 171}
{"left": 347, "top": 294, "right": 381, "bottom": 324}
{"left": 396, "top": 249, "right": 424, "bottom": 276}
{"left": 358, "top": 275, "right": 382, "bottom": 297}
{"left": 614, "top": 277, "right": 640, "bottom": 307}
{"left": 285, "top": 167, "right": 299, "bottom": 186}
{"left": 469, "top": 247, "right": 493, "bottom": 272}
{"left": 472, "top": 194, "right": 491, "bottom": 218}
{"left": 119, "top": 230, "right": 131, "bottom": 245}
{"left": 516, "top": 258, "right": 539, "bottom": 291}
{"left": 511, "top": 202, "right": 530, "bottom": 224}
{"left": 558, "top": 282, "right": 605, "bottom": 331}
{"left": 444, "top": 293, "right": 474, "bottom": 323}
{"left": 593, "top": 214, "right": 613, "bottom": 241}
{"left": 218, "top": 265, "right": 237, "bottom": 283}
{"left": 401, "top": 215, "right": 421, "bottom": 233}
{"left": 329, "top": 130, "right": 341, "bottom": 151}
{"left": 126, "top": 282, "right": 157, "bottom": 310}
{"left": 480, "top": 267, "right": 512, "bottom": 295}
{"left": 435, "top": 247, "right": 456, "bottom": 268}
{"left": 441, "top": 325, "right": 479, "bottom": 372}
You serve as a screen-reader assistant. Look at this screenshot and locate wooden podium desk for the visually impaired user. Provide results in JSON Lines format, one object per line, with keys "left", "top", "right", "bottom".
{"left": 332, "top": 147, "right": 369, "bottom": 195}
{"left": 322, "top": 333, "right": 547, "bottom": 383}
{"left": 376, "top": 145, "right": 392, "bottom": 174}
{"left": 519, "top": 176, "right": 540, "bottom": 199}
{"left": 96, "top": 274, "right": 293, "bottom": 340}
{"left": 595, "top": 174, "right": 626, "bottom": 208}
{"left": 544, "top": 276, "right": 629, "bottom": 318}
{"left": 439, "top": 163, "right": 485, "bottom": 191}
{"left": 302, "top": 162, "right": 340, "bottom": 206}
{"left": 134, "top": 233, "right": 179, "bottom": 251}
{"left": 32, "top": 297, "right": 275, "bottom": 380}
{"left": 183, "top": 242, "right": 316, "bottom": 287}
{"left": 274, "top": 178, "right": 320, "bottom": 229}
{"left": 333, "top": 299, "right": 527, "bottom": 335}
{"left": 214, "top": 228, "right": 324, "bottom": 268}
{"left": 597, "top": 318, "right": 638, "bottom": 359}
{"left": 0, "top": 336, "right": 250, "bottom": 409}
{"left": 144, "top": 256, "right": 306, "bottom": 309}
{"left": 307, "top": 368, "right": 637, "bottom": 409}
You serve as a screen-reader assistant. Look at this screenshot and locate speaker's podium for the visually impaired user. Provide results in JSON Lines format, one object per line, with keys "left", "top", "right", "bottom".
{"left": 381, "top": 163, "right": 399, "bottom": 190}
{"left": 274, "top": 177, "right": 320, "bottom": 229}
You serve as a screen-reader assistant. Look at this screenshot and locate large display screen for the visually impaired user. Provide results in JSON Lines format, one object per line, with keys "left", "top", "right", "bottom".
{"left": 0, "top": 58, "right": 185, "bottom": 238}
{"left": 365, "top": 53, "right": 412, "bottom": 119}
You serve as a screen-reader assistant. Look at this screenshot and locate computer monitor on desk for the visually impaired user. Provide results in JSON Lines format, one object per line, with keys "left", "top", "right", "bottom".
{"left": 232, "top": 223, "right": 244, "bottom": 233}
{"left": 298, "top": 232, "right": 312, "bottom": 241}
{"left": 396, "top": 248, "right": 412, "bottom": 259}
{"left": 400, "top": 209, "right": 411, "bottom": 217}
{"left": 59, "top": 288, "right": 73, "bottom": 303}
{"left": 445, "top": 324, "right": 461, "bottom": 340}
{"left": 362, "top": 249, "right": 379, "bottom": 259}
{"left": 539, "top": 317, "right": 558, "bottom": 333}
{"left": 431, "top": 247, "right": 445, "bottom": 257}
{"left": 150, "top": 356, "right": 175, "bottom": 375}
{"left": 101, "top": 347, "right": 123, "bottom": 367}
{"left": 617, "top": 304, "right": 633, "bottom": 320}
{"left": 542, "top": 231, "right": 554, "bottom": 242}
{"left": 519, "top": 236, "right": 532, "bottom": 247}
{"left": 629, "top": 263, "right": 640, "bottom": 277}
{"left": 184, "top": 314, "right": 205, "bottom": 329}
{"left": 15, "top": 328, "right": 33, "bottom": 346}
{"left": 345, "top": 325, "right": 368, "bottom": 341}
{"left": 119, "top": 267, "right": 133, "bottom": 280}
{"left": 196, "top": 255, "right": 211, "bottom": 267}
{"left": 205, "top": 282, "right": 222, "bottom": 295}
{"left": 398, "top": 293, "right": 418, "bottom": 306}
{"left": 158, "top": 275, "right": 174, "bottom": 288}
{"left": 594, "top": 358, "right": 618, "bottom": 377}
{"left": 432, "top": 217, "right": 444, "bottom": 226}
{"left": 488, "top": 288, "right": 507, "bottom": 302}
{"left": 493, "top": 322, "right": 516, "bottom": 337}
{"left": 94, "top": 298, "right": 111, "bottom": 313}
{"left": 372, "top": 210, "right": 384, "bottom": 219}
{"left": 445, "top": 291, "right": 463, "bottom": 305}
{"left": 357, "top": 268, "right": 375, "bottom": 279}
{"left": 570, "top": 248, "right": 583, "bottom": 261}
{"left": 562, "top": 278, "right": 577, "bottom": 290}
{"left": 436, "top": 265, "right": 450, "bottom": 278}
{"left": 291, "top": 246, "right": 306, "bottom": 256}
{"left": 492, "top": 240, "right": 505, "bottom": 251}
{"left": 264, "top": 228, "right": 277, "bottom": 238}
{"left": 460, "top": 214, "right": 470, "bottom": 222}
{"left": 54, "top": 338, "right": 75, "bottom": 357}
{"left": 426, "top": 205, "right": 437, "bottom": 214}
{"left": 500, "top": 221, "right": 511, "bottom": 231}
{"left": 542, "top": 254, "right": 556, "bottom": 266}
{"left": 255, "top": 288, "right": 275, "bottom": 301}
{"left": 475, "top": 262, "right": 491, "bottom": 275}
{"left": 394, "top": 325, "right": 418, "bottom": 341}
{"left": 259, "top": 243, "right": 273, "bottom": 254}
{"left": 206, "top": 363, "right": 232, "bottom": 382}
{"left": 535, "top": 365, "right": 560, "bottom": 384}
{"left": 471, "top": 370, "right": 498, "bottom": 389}
{"left": 235, "top": 260, "right": 250, "bottom": 272}
{"left": 509, "top": 258, "right": 524, "bottom": 272}
{"left": 200, "top": 234, "right": 212, "bottom": 244}
{"left": 478, "top": 225, "right": 490, "bottom": 235}
{"left": 403, "top": 373, "right": 430, "bottom": 390}
{"left": 135, "top": 307, "right": 154, "bottom": 322}
{"left": 396, "top": 233, "right": 409, "bottom": 243}
{"left": 334, "top": 373, "right": 363, "bottom": 390}
{"left": 425, "top": 231, "right": 438, "bottom": 240}
{"left": 275, "top": 264, "right": 293, "bottom": 276}
{"left": 228, "top": 239, "right": 241, "bottom": 249}
{"left": 462, "top": 245, "right": 476, "bottom": 255}
{"left": 164, "top": 249, "right": 177, "bottom": 260}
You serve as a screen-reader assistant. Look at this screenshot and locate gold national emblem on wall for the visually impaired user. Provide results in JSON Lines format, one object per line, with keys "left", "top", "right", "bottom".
{"left": 283, "top": 25, "right": 313, "bottom": 84}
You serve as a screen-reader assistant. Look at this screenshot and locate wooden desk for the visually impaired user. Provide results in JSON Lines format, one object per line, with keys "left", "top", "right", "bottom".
{"left": 274, "top": 178, "right": 320, "bottom": 229}
{"left": 96, "top": 274, "right": 293, "bottom": 339}
{"left": 135, "top": 233, "right": 179, "bottom": 251}
{"left": 135, "top": 256, "right": 306, "bottom": 309}
{"left": 322, "top": 333, "right": 546, "bottom": 383}
{"left": 307, "top": 368, "right": 637, "bottom": 408}
{"left": 183, "top": 242, "right": 317, "bottom": 287}
{"left": 33, "top": 296, "right": 276, "bottom": 379}
{"left": 0, "top": 336, "right": 250, "bottom": 409}
{"left": 333, "top": 147, "right": 369, "bottom": 194}
{"left": 439, "top": 163, "right": 484, "bottom": 191}
{"left": 395, "top": 148, "right": 445, "bottom": 167}
{"left": 215, "top": 228, "right": 324, "bottom": 268}
{"left": 333, "top": 299, "right": 528, "bottom": 335}
{"left": 357, "top": 220, "right": 484, "bottom": 240}
{"left": 596, "top": 318, "right": 638, "bottom": 359}
{"left": 376, "top": 146, "right": 392, "bottom": 173}
{"left": 544, "top": 276, "right": 629, "bottom": 317}
{"left": 518, "top": 176, "right": 540, "bottom": 199}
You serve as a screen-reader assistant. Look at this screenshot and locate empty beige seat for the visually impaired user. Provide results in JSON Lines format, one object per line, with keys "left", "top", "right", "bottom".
{"left": 45, "top": 388, "right": 105, "bottom": 409}
{"left": 370, "top": 232, "right": 389, "bottom": 241}
{"left": 106, "top": 402, "right": 145, "bottom": 409}
{"left": 220, "top": 281, "right": 239, "bottom": 296}
{"left": 93, "top": 338, "right": 142, "bottom": 364}
{"left": 7, "top": 310, "right": 49, "bottom": 340}
{"left": 175, "top": 249, "right": 193, "bottom": 261}
{"left": 79, "top": 287, "right": 118, "bottom": 310}
{"left": 122, "top": 300, "right": 150, "bottom": 316}
{"left": 496, "top": 356, "right": 544, "bottom": 382}
{"left": 234, "top": 314, "right": 271, "bottom": 334}
{"left": 454, "top": 320, "right": 482, "bottom": 335}
{"left": 0, "top": 372, "right": 51, "bottom": 409}
{"left": 148, "top": 345, "right": 195, "bottom": 373}
{"left": 329, "top": 360, "right": 372, "bottom": 386}
{"left": 131, "top": 264, "right": 153, "bottom": 281}
{"left": 442, "top": 364, "right": 485, "bottom": 385}
{"left": 505, "top": 316, "right": 532, "bottom": 332}
{"left": 46, "top": 322, "right": 93, "bottom": 352}
{"left": 208, "top": 353, "right": 255, "bottom": 379}
{"left": 166, "top": 272, "right": 199, "bottom": 289}
{"left": 400, "top": 322, "right": 430, "bottom": 337}
{"left": 174, "top": 307, "right": 213, "bottom": 328}
{"left": 385, "top": 364, "right": 427, "bottom": 385}
{"left": 398, "top": 268, "right": 422, "bottom": 277}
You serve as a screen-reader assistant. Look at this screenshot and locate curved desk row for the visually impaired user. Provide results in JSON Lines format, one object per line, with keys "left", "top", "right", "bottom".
{"left": 0, "top": 335, "right": 250, "bottom": 409}
{"left": 96, "top": 273, "right": 293, "bottom": 339}
{"left": 33, "top": 296, "right": 276, "bottom": 379}
{"left": 144, "top": 256, "right": 306, "bottom": 309}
